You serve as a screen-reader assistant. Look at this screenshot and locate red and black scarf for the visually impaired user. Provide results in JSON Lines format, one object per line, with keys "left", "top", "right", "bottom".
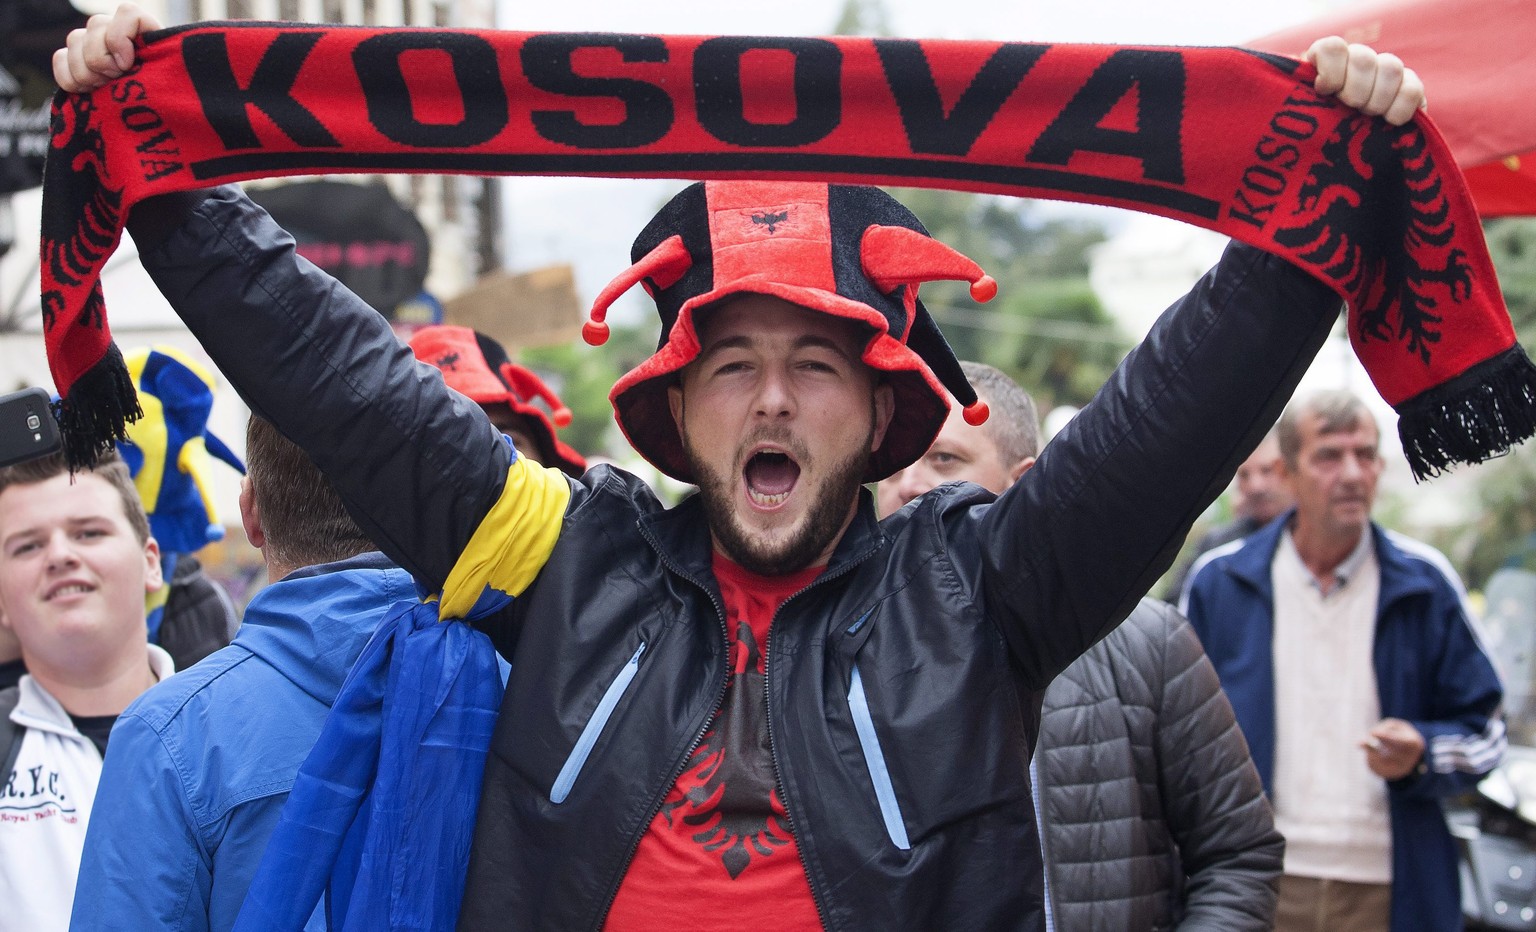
{"left": 41, "top": 24, "right": 1535, "bottom": 478}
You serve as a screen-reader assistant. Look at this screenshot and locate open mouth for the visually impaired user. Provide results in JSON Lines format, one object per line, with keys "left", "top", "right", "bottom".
{"left": 744, "top": 450, "right": 801, "bottom": 507}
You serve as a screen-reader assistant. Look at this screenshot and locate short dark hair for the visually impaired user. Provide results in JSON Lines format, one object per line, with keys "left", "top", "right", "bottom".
{"left": 1276, "top": 390, "right": 1378, "bottom": 468}
{"left": 960, "top": 362, "right": 1041, "bottom": 463}
{"left": 245, "top": 417, "right": 374, "bottom": 568}
{"left": 0, "top": 451, "right": 151, "bottom": 544}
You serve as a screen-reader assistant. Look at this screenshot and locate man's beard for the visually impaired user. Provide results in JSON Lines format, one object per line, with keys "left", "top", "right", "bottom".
{"left": 684, "top": 426, "right": 872, "bottom": 577}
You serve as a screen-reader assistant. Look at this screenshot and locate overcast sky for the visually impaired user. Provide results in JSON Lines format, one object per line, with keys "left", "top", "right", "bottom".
{"left": 493, "top": 0, "right": 1338, "bottom": 46}
{"left": 495, "top": 0, "right": 1364, "bottom": 321}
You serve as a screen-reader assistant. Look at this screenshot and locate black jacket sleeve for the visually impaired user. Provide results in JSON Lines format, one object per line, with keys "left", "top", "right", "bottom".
{"left": 130, "top": 186, "right": 515, "bottom": 590}
{"left": 977, "top": 241, "right": 1339, "bottom": 688}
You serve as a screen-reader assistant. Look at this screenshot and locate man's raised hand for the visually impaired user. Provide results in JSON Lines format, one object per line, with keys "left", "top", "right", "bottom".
{"left": 1307, "top": 35, "right": 1426, "bottom": 126}
{"left": 53, "top": 2, "right": 162, "bottom": 94}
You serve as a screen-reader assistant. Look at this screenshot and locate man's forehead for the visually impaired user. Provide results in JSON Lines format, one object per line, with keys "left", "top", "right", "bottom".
{"left": 935, "top": 399, "right": 994, "bottom": 450}
{"left": 1251, "top": 436, "right": 1282, "bottom": 459}
{"left": 933, "top": 402, "right": 983, "bottom": 442}
{"left": 697, "top": 294, "right": 868, "bottom": 351}
{"left": 0, "top": 473, "right": 127, "bottom": 530}
{"left": 1306, "top": 414, "right": 1379, "bottom": 445}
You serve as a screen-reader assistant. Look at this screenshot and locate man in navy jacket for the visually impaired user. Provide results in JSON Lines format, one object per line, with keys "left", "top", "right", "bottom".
{"left": 1182, "top": 389, "right": 1504, "bottom": 932}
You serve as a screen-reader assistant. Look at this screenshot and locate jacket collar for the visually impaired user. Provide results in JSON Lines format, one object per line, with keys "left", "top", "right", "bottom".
{"left": 1218, "top": 511, "right": 1290, "bottom": 597}
{"left": 234, "top": 551, "right": 409, "bottom": 706}
{"left": 1219, "top": 511, "right": 1436, "bottom": 608}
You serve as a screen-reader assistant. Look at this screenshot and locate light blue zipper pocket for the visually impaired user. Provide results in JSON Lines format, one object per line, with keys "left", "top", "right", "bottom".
{"left": 847, "top": 664, "right": 911, "bottom": 850}
{"left": 551, "top": 641, "right": 646, "bottom": 804}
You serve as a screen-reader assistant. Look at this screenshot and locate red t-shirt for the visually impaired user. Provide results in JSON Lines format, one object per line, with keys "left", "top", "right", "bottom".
{"left": 603, "top": 553, "right": 825, "bottom": 931}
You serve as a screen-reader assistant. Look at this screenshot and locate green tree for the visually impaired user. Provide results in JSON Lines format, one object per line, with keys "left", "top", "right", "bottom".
{"left": 888, "top": 186, "right": 1122, "bottom": 411}
{"left": 1459, "top": 216, "right": 1536, "bottom": 588}
{"left": 1486, "top": 217, "right": 1536, "bottom": 351}
{"left": 521, "top": 323, "right": 656, "bottom": 460}
{"left": 832, "top": 0, "right": 891, "bottom": 37}
{"left": 1461, "top": 444, "right": 1536, "bottom": 589}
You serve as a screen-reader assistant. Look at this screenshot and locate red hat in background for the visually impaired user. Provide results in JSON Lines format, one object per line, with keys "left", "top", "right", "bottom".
{"left": 408, "top": 325, "right": 587, "bottom": 477}
{"left": 585, "top": 181, "right": 994, "bottom": 483}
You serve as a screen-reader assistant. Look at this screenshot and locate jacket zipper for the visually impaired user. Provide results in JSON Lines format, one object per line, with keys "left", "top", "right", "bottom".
{"left": 592, "top": 529, "right": 733, "bottom": 932}
{"left": 846, "top": 663, "right": 911, "bottom": 849}
{"left": 550, "top": 641, "right": 647, "bottom": 804}
{"left": 1030, "top": 756, "right": 1055, "bottom": 928}
{"left": 763, "top": 548, "right": 883, "bottom": 932}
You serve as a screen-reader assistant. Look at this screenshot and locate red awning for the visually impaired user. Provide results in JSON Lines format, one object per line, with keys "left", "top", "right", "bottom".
{"left": 1250, "top": 0, "right": 1536, "bottom": 217}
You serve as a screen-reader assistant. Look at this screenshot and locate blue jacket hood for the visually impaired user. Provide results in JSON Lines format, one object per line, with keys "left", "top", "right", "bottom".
{"left": 233, "top": 552, "right": 410, "bottom": 704}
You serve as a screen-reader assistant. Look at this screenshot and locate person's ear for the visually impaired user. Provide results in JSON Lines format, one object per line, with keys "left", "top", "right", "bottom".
{"left": 1277, "top": 458, "right": 1300, "bottom": 493}
{"left": 239, "top": 476, "right": 265, "bottom": 550}
{"left": 1010, "top": 456, "right": 1036, "bottom": 485}
{"left": 143, "top": 536, "right": 163, "bottom": 592}
{"left": 668, "top": 383, "right": 684, "bottom": 433}
{"left": 870, "top": 383, "right": 896, "bottom": 453}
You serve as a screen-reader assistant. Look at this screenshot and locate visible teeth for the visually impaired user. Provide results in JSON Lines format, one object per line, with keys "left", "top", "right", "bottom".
{"left": 50, "top": 584, "right": 91, "bottom": 599}
{"left": 748, "top": 489, "right": 790, "bottom": 506}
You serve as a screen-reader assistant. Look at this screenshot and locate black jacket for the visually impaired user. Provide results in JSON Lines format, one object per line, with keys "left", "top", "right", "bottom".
{"left": 1035, "top": 599, "right": 1281, "bottom": 932}
{"left": 133, "top": 186, "right": 1338, "bottom": 931}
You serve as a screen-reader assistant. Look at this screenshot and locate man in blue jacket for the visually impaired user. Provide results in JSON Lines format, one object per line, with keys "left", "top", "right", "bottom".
{"left": 1182, "top": 389, "right": 1505, "bottom": 932}
{"left": 70, "top": 417, "right": 408, "bottom": 932}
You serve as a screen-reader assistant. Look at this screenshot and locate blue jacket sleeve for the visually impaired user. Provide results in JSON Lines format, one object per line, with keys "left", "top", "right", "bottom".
{"left": 976, "top": 242, "right": 1339, "bottom": 689}
{"left": 1396, "top": 583, "right": 1506, "bottom": 801}
{"left": 71, "top": 712, "right": 209, "bottom": 932}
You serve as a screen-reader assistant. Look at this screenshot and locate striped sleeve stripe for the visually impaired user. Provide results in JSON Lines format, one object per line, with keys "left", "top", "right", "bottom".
{"left": 1176, "top": 536, "right": 1247, "bottom": 614}
{"left": 439, "top": 455, "right": 572, "bottom": 620}
{"left": 1384, "top": 529, "right": 1502, "bottom": 683}
{"left": 1430, "top": 716, "right": 1507, "bottom": 775}
{"left": 1384, "top": 530, "right": 1508, "bottom": 776}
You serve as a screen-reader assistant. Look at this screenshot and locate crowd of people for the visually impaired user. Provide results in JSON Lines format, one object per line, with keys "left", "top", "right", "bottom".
{"left": 0, "top": 5, "right": 1507, "bottom": 930}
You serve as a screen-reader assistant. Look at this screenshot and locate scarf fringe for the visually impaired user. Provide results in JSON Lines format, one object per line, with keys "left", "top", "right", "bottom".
{"left": 53, "top": 341, "right": 141, "bottom": 471}
{"left": 1396, "top": 344, "right": 1536, "bottom": 481}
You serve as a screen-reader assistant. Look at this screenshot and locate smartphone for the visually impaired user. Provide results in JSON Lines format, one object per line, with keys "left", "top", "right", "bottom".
{"left": 0, "top": 388, "right": 64, "bottom": 469}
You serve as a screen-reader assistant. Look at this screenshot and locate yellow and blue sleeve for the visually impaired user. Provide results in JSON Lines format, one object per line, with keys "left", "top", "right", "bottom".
{"left": 437, "top": 452, "right": 572, "bottom": 620}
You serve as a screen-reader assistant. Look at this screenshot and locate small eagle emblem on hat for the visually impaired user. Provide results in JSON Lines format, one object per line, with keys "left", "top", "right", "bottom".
{"left": 436, "top": 352, "right": 461, "bottom": 371}
{"left": 751, "top": 210, "right": 790, "bottom": 233}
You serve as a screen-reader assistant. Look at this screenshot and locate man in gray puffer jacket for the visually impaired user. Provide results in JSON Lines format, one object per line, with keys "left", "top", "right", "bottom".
{"left": 879, "top": 362, "right": 1281, "bottom": 931}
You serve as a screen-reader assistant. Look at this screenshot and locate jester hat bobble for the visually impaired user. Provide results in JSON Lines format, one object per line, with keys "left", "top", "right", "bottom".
{"left": 586, "top": 182, "right": 994, "bottom": 482}
{"left": 116, "top": 346, "right": 245, "bottom": 555}
{"left": 407, "top": 325, "right": 588, "bottom": 478}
